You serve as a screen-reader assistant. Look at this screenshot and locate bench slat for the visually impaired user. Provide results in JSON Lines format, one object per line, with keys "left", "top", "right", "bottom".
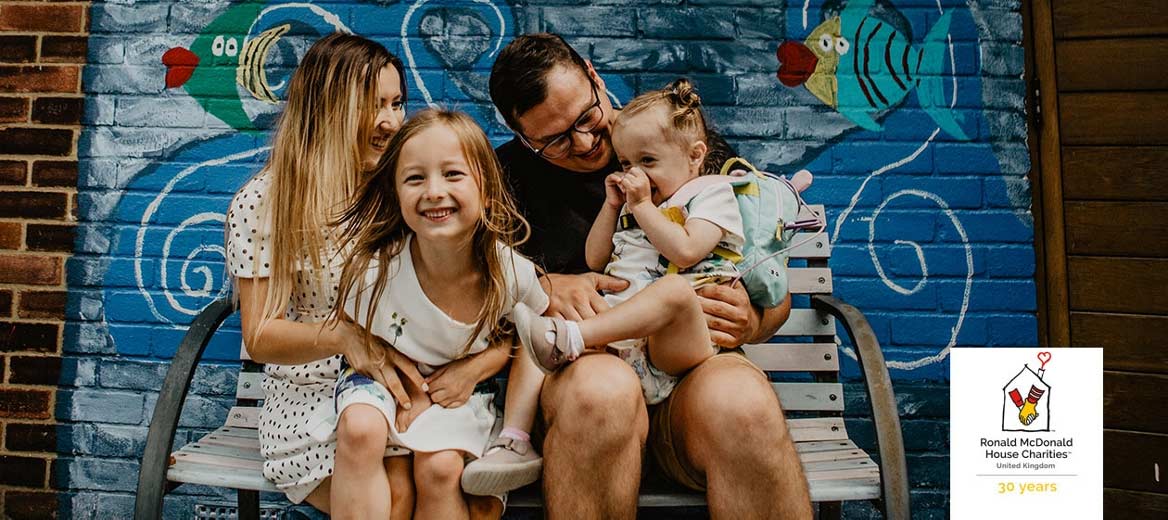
{"left": 746, "top": 343, "right": 840, "bottom": 372}
{"left": 773, "top": 383, "right": 845, "bottom": 412}
{"left": 167, "top": 460, "right": 279, "bottom": 493}
{"left": 236, "top": 372, "right": 264, "bottom": 400}
{"left": 789, "top": 268, "right": 833, "bottom": 294}
{"left": 198, "top": 432, "right": 261, "bottom": 450}
{"left": 172, "top": 451, "right": 264, "bottom": 471}
{"left": 789, "top": 232, "right": 831, "bottom": 260}
{"left": 214, "top": 426, "right": 260, "bottom": 439}
{"left": 772, "top": 308, "right": 836, "bottom": 337}
{"left": 795, "top": 440, "right": 857, "bottom": 453}
{"left": 226, "top": 407, "right": 260, "bottom": 429}
{"left": 787, "top": 417, "right": 848, "bottom": 442}
{"left": 802, "top": 458, "right": 879, "bottom": 473}
{"left": 798, "top": 449, "right": 868, "bottom": 463}
{"left": 179, "top": 442, "right": 265, "bottom": 462}
{"left": 807, "top": 476, "right": 882, "bottom": 502}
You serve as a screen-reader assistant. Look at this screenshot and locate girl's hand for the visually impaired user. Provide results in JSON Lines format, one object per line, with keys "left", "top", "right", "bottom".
{"left": 603, "top": 173, "right": 626, "bottom": 209}
{"left": 336, "top": 320, "right": 427, "bottom": 410}
{"left": 618, "top": 167, "right": 652, "bottom": 207}
{"left": 395, "top": 376, "right": 432, "bottom": 432}
{"left": 425, "top": 357, "right": 478, "bottom": 408}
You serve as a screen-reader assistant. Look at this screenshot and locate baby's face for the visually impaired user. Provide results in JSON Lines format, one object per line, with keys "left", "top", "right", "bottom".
{"left": 612, "top": 109, "right": 700, "bottom": 206}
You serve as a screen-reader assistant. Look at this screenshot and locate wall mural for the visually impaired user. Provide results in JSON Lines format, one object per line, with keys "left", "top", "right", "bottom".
{"left": 66, "top": 0, "right": 1031, "bottom": 514}
{"left": 77, "top": 0, "right": 1032, "bottom": 374}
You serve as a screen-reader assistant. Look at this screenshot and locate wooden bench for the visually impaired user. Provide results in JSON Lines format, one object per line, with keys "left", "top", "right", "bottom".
{"left": 134, "top": 205, "right": 910, "bottom": 519}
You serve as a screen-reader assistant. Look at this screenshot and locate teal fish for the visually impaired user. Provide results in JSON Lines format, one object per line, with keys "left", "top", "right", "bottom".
{"left": 777, "top": 0, "right": 969, "bottom": 140}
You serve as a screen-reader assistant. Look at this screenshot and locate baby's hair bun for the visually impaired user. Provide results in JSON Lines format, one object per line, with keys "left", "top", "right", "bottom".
{"left": 669, "top": 78, "right": 701, "bottom": 110}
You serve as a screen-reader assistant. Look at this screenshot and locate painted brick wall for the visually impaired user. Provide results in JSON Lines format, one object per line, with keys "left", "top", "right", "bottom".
{"left": 0, "top": 1, "right": 90, "bottom": 518}
{"left": 58, "top": 0, "right": 1032, "bottom": 518}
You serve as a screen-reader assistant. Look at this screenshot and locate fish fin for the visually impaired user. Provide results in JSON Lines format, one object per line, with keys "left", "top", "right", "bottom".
{"left": 841, "top": 108, "right": 881, "bottom": 131}
{"left": 916, "top": 12, "right": 970, "bottom": 140}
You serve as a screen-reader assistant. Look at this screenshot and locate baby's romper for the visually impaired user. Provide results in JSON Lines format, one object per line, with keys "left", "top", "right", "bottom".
{"left": 602, "top": 180, "right": 745, "bottom": 404}
{"left": 226, "top": 173, "right": 348, "bottom": 503}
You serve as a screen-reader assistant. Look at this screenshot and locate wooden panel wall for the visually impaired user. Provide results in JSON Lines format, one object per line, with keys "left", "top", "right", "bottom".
{"left": 1043, "top": 0, "right": 1168, "bottom": 515}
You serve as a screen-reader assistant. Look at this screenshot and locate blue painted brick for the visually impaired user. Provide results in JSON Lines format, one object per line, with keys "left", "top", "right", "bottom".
{"left": 704, "top": 106, "right": 784, "bottom": 137}
{"left": 639, "top": 8, "right": 735, "bottom": 39}
{"left": 545, "top": 7, "right": 637, "bottom": 36}
{"left": 835, "top": 278, "right": 938, "bottom": 311}
{"left": 983, "top": 175, "right": 1031, "bottom": 209}
{"left": 99, "top": 359, "right": 170, "bottom": 390}
{"left": 987, "top": 314, "right": 1038, "bottom": 346}
{"left": 639, "top": 74, "right": 734, "bottom": 105}
{"left": 932, "top": 143, "right": 1002, "bottom": 175}
{"left": 735, "top": 8, "right": 784, "bottom": 40}
{"left": 55, "top": 457, "right": 140, "bottom": 492}
{"left": 984, "top": 245, "right": 1035, "bottom": 277}
{"left": 590, "top": 39, "right": 688, "bottom": 72}
{"left": 833, "top": 142, "right": 934, "bottom": 175}
{"left": 942, "top": 279, "right": 1035, "bottom": 312}
{"left": 803, "top": 176, "right": 881, "bottom": 208}
{"left": 76, "top": 424, "right": 149, "bottom": 458}
{"left": 57, "top": 389, "right": 145, "bottom": 425}
{"left": 60, "top": 357, "right": 98, "bottom": 388}
{"left": 688, "top": 40, "right": 776, "bottom": 73}
{"left": 90, "top": 3, "right": 169, "bottom": 34}
{"left": 827, "top": 244, "right": 880, "bottom": 276}
{"left": 734, "top": 73, "right": 803, "bottom": 107}
{"left": 939, "top": 212, "right": 1032, "bottom": 243}
{"left": 62, "top": 323, "right": 116, "bottom": 355}
{"left": 891, "top": 313, "right": 987, "bottom": 347}
{"left": 882, "top": 178, "right": 983, "bottom": 209}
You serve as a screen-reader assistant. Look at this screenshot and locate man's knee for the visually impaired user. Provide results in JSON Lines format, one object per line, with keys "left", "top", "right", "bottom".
{"left": 680, "top": 362, "right": 784, "bottom": 446}
{"left": 414, "top": 451, "right": 464, "bottom": 490}
{"left": 336, "top": 405, "right": 389, "bottom": 454}
{"left": 544, "top": 355, "right": 646, "bottom": 442}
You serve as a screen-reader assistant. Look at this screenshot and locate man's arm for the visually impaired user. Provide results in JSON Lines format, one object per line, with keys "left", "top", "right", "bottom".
{"left": 696, "top": 283, "right": 791, "bottom": 347}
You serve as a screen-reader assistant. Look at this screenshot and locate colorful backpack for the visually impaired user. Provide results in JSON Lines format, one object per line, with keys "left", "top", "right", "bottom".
{"left": 665, "top": 157, "right": 819, "bottom": 307}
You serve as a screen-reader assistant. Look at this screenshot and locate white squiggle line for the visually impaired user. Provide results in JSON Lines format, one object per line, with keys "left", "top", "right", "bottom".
{"left": 402, "top": 0, "right": 507, "bottom": 106}
{"left": 871, "top": 238, "right": 928, "bottom": 295}
{"left": 163, "top": 214, "right": 229, "bottom": 314}
{"left": 802, "top": 0, "right": 810, "bottom": 29}
{"left": 606, "top": 89, "right": 623, "bottom": 109}
{"left": 135, "top": 146, "right": 271, "bottom": 326}
{"left": 248, "top": 3, "right": 350, "bottom": 36}
{"left": 831, "top": 129, "right": 939, "bottom": 247}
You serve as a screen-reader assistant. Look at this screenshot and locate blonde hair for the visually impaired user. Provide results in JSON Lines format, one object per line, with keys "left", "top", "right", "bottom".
{"left": 615, "top": 78, "right": 709, "bottom": 150}
{"left": 334, "top": 109, "right": 530, "bottom": 358}
{"left": 244, "top": 33, "right": 404, "bottom": 338}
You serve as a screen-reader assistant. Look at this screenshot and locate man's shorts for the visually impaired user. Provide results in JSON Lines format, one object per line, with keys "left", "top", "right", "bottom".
{"left": 647, "top": 349, "right": 766, "bottom": 491}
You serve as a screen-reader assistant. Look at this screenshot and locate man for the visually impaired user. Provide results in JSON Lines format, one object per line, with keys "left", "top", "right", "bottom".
{"left": 488, "top": 33, "right": 813, "bottom": 519}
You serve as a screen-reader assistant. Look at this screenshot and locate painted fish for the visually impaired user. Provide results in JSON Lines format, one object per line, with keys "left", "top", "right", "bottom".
{"left": 776, "top": 0, "right": 969, "bottom": 140}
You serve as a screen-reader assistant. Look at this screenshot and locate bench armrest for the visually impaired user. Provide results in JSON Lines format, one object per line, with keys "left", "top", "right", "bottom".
{"left": 811, "top": 295, "right": 910, "bottom": 519}
{"left": 134, "top": 298, "right": 236, "bottom": 520}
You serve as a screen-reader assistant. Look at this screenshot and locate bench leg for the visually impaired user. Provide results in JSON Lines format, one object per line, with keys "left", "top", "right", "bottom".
{"left": 817, "top": 501, "right": 841, "bottom": 520}
{"left": 238, "top": 489, "right": 260, "bottom": 520}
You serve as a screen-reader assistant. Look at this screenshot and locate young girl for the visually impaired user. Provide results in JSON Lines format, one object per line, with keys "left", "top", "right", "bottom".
{"left": 325, "top": 109, "right": 550, "bottom": 517}
{"left": 227, "top": 34, "right": 422, "bottom": 518}
{"left": 513, "top": 79, "right": 743, "bottom": 405}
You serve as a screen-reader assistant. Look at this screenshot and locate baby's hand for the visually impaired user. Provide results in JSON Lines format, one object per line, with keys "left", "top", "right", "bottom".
{"left": 604, "top": 173, "right": 626, "bottom": 209}
{"left": 618, "top": 167, "right": 652, "bottom": 207}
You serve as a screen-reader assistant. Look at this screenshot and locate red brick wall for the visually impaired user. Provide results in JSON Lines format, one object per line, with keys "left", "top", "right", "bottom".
{"left": 0, "top": 2, "right": 89, "bottom": 517}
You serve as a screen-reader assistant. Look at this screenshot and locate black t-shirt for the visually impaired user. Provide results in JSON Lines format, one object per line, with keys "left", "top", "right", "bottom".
{"left": 496, "top": 138, "right": 615, "bottom": 275}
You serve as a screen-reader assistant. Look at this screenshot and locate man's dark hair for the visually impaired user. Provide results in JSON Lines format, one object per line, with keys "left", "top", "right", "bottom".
{"left": 489, "top": 33, "right": 591, "bottom": 134}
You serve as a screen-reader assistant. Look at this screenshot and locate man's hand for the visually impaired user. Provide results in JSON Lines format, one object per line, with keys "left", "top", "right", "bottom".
{"left": 616, "top": 167, "right": 653, "bottom": 207}
{"left": 540, "top": 272, "right": 629, "bottom": 321}
{"left": 695, "top": 282, "right": 758, "bottom": 347}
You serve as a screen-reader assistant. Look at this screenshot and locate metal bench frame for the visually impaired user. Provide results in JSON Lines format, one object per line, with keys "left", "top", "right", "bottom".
{"left": 134, "top": 208, "right": 910, "bottom": 519}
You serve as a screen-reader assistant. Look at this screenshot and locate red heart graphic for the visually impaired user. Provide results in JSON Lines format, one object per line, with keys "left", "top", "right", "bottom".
{"left": 1037, "top": 351, "right": 1051, "bottom": 368}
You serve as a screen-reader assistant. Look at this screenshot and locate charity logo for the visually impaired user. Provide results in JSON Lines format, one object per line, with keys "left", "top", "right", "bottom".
{"left": 1002, "top": 351, "right": 1052, "bottom": 432}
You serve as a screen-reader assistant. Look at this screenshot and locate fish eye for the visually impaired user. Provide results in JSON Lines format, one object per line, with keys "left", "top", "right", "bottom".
{"left": 818, "top": 34, "right": 833, "bottom": 52}
{"left": 212, "top": 35, "right": 225, "bottom": 57}
{"left": 835, "top": 37, "right": 850, "bottom": 55}
{"left": 225, "top": 37, "right": 239, "bottom": 57}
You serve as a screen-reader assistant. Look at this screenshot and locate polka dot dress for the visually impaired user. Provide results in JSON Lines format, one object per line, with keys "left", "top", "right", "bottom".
{"left": 226, "top": 173, "right": 346, "bottom": 504}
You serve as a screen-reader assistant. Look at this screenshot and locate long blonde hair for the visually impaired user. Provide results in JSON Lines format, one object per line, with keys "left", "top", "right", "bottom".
{"left": 246, "top": 33, "right": 405, "bottom": 333}
{"left": 334, "top": 109, "right": 530, "bottom": 357}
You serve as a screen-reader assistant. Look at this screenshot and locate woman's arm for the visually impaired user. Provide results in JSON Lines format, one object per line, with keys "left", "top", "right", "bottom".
{"left": 424, "top": 334, "right": 514, "bottom": 408}
{"left": 237, "top": 276, "right": 351, "bottom": 364}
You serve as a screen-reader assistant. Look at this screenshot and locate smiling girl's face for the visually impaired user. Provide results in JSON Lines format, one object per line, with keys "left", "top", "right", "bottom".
{"left": 395, "top": 123, "right": 483, "bottom": 244}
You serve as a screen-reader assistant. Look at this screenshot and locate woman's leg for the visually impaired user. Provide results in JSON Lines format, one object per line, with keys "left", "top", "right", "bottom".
{"left": 414, "top": 450, "right": 470, "bottom": 520}
{"left": 330, "top": 403, "right": 393, "bottom": 519}
{"left": 578, "top": 274, "right": 715, "bottom": 374}
{"left": 466, "top": 495, "right": 504, "bottom": 519}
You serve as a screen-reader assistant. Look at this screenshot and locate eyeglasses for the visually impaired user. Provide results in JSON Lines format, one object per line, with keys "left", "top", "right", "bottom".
{"left": 519, "top": 83, "right": 604, "bottom": 160}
